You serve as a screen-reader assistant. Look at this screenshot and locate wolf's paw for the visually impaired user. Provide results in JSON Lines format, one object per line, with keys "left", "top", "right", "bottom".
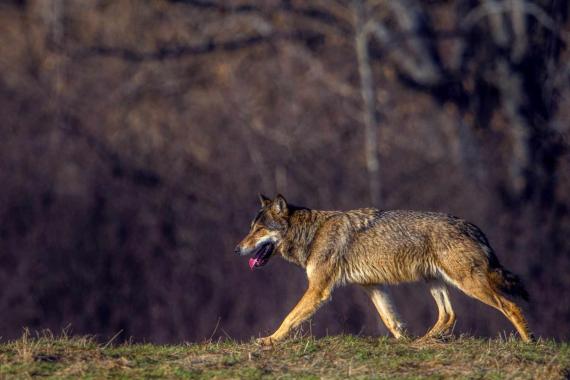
{"left": 255, "top": 336, "right": 274, "bottom": 347}
{"left": 394, "top": 333, "right": 412, "bottom": 342}
{"left": 417, "top": 332, "right": 454, "bottom": 344}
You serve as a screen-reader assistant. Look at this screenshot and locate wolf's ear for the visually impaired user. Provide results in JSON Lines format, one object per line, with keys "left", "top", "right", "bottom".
{"left": 258, "top": 193, "right": 271, "bottom": 207}
{"left": 272, "top": 194, "right": 288, "bottom": 215}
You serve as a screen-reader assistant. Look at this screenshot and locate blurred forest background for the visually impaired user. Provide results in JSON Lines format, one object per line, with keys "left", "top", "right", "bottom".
{"left": 0, "top": 0, "right": 569, "bottom": 344}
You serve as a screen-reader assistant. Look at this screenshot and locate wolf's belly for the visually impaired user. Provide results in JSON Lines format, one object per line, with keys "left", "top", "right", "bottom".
{"left": 339, "top": 248, "right": 438, "bottom": 285}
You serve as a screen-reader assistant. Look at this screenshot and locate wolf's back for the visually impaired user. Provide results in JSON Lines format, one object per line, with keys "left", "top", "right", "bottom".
{"left": 365, "top": 210, "right": 530, "bottom": 301}
{"left": 341, "top": 210, "right": 528, "bottom": 299}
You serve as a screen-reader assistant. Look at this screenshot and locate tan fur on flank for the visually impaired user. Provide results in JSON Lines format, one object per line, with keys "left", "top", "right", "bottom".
{"left": 235, "top": 194, "right": 533, "bottom": 345}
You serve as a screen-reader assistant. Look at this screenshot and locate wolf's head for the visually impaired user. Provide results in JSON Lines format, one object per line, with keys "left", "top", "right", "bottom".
{"left": 234, "top": 194, "right": 290, "bottom": 270}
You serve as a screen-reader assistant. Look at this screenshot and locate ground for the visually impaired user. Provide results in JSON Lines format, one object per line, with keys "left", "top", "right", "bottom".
{"left": 0, "top": 332, "right": 568, "bottom": 379}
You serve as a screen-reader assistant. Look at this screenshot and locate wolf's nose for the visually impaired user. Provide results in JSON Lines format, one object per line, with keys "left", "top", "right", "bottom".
{"left": 234, "top": 246, "right": 241, "bottom": 255}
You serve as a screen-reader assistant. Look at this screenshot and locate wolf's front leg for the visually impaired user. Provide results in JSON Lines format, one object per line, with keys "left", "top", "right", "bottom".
{"left": 257, "top": 281, "right": 332, "bottom": 346}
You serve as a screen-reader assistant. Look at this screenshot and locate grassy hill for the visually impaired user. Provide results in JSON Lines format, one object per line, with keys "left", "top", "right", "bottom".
{"left": 0, "top": 332, "right": 568, "bottom": 379}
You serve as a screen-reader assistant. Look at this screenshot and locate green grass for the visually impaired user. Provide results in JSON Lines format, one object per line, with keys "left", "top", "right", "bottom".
{"left": 0, "top": 331, "right": 568, "bottom": 379}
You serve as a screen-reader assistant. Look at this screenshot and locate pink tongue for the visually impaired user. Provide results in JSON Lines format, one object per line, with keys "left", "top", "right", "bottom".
{"left": 249, "top": 257, "right": 259, "bottom": 270}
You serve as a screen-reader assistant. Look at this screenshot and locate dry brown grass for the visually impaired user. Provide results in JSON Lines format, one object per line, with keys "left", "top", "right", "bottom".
{"left": 0, "top": 331, "right": 568, "bottom": 379}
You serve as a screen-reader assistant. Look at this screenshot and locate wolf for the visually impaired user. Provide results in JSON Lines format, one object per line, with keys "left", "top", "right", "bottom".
{"left": 234, "top": 194, "right": 532, "bottom": 345}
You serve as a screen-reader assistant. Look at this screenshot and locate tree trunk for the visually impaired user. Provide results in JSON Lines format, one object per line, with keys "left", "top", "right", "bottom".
{"left": 354, "top": 0, "right": 381, "bottom": 206}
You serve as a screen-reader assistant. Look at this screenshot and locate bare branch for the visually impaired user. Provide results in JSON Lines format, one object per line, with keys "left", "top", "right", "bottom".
{"left": 485, "top": 0, "right": 509, "bottom": 47}
{"left": 168, "top": 0, "right": 259, "bottom": 13}
{"left": 280, "top": 2, "right": 353, "bottom": 36}
{"left": 362, "top": 0, "right": 441, "bottom": 86}
{"left": 463, "top": 0, "right": 559, "bottom": 35}
{"left": 510, "top": 0, "right": 527, "bottom": 61}
{"left": 74, "top": 30, "right": 323, "bottom": 62}
{"left": 366, "top": 21, "right": 440, "bottom": 86}
{"left": 170, "top": 0, "right": 353, "bottom": 36}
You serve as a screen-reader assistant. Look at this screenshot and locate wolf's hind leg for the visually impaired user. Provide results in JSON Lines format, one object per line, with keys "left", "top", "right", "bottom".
{"left": 363, "top": 285, "right": 406, "bottom": 339}
{"left": 442, "top": 272, "right": 533, "bottom": 342}
{"left": 423, "top": 281, "right": 456, "bottom": 339}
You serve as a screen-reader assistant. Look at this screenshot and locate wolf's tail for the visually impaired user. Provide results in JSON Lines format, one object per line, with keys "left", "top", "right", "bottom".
{"left": 488, "top": 266, "right": 530, "bottom": 302}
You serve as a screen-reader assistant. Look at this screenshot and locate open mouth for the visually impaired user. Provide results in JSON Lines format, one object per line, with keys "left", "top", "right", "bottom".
{"left": 248, "top": 242, "right": 274, "bottom": 270}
